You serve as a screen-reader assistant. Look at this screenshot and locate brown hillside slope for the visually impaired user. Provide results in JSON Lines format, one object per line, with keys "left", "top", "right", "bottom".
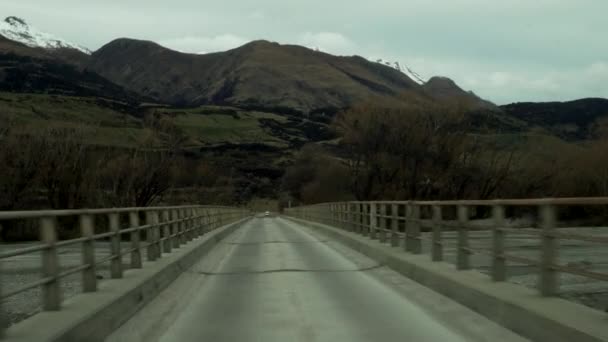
{"left": 89, "top": 39, "right": 424, "bottom": 111}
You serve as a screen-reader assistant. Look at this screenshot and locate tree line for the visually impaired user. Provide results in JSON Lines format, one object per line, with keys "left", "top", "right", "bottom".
{"left": 283, "top": 93, "right": 608, "bottom": 205}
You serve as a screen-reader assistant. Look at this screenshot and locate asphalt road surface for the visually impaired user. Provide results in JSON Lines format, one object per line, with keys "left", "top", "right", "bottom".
{"left": 109, "top": 217, "right": 527, "bottom": 342}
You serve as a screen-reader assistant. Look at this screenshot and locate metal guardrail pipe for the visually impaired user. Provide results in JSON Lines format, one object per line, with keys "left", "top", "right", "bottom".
{"left": 285, "top": 198, "right": 608, "bottom": 301}
{"left": 0, "top": 205, "right": 249, "bottom": 336}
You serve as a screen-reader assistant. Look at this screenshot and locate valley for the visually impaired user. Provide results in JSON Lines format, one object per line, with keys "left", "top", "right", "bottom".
{"left": 0, "top": 15, "right": 607, "bottom": 211}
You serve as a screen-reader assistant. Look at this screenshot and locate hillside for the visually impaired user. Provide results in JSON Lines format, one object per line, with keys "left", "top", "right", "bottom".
{"left": 0, "top": 35, "right": 143, "bottom": 103}
{"left": 88, "top": 39, "right": 424, "bottom": 111}
{"left": 422, "top": 76, "right": 496, "bottom": 109}
{"left": 0, "top": 15, "right": 491, "bottom": 113}
{"left": 501, "top": 98, "right": 608, "bottom": 140}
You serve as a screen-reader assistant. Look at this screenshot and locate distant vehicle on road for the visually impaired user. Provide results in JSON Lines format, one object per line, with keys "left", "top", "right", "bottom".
{"left": 264, "top": 211, "right": 270, "bottom": 217}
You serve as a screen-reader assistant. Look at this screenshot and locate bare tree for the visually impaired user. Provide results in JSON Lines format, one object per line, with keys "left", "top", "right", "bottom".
{"left": 99, "top": 147, "right": 178, "bottom": 207}
{"left": 334, "top": 93, "right": 516, "bottom": 201}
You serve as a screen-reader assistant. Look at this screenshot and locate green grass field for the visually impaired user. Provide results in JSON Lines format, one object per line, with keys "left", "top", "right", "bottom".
{"left": 0, "top": 93, "right": 591, "bottom": 164}
{"left": 0, "top": 93, "right": 295, "bottom": 148}
{"left": 170, "top": 110, "right": 289, "bottom": 146}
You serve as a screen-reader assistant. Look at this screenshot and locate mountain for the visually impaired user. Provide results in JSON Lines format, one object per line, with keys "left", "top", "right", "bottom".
{"left": 0, "top": 16, "right": 91, "bottom": 54}
{"left": 501, "top": 98, "right": 608, "bottom": 140}
{"left": 88, "top": 39, "right": 426, "bottom": 111}
{"left": 373, "top": 59, "right": 426, "bottom": 84}
{"left": 422, "top": 76, "right": 496, "bottom": 109}
{"left": 0, "top": 28, "right": 141, "bottom": 103}
{"left": 0, "top": 16, "right": 492, "bottom": 113}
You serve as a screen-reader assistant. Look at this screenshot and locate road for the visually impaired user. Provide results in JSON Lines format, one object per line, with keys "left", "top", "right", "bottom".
{"left": 109, "top": 217, "right": 527, "bottom": 342}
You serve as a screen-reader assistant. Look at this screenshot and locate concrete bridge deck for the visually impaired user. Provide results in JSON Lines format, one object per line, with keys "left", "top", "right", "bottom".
{"left": 108, "top": 217, "right": 527, "bottom": 342}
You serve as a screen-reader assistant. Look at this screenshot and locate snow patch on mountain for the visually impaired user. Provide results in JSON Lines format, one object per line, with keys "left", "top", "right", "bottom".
{"left": 0, "top": 16, "right": 91, "bottom": 54}
{"left": 374, "top": 59, "right": 426, "bottom": 84}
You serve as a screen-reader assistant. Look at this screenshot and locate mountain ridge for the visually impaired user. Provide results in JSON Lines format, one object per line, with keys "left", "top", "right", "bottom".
{"left": 88, "top": 37, "right": 488, "bottom": 111}
{"left": 0, "top": 16, "right": 494, "bottom": 113}
{"left": 0, "top": 16, "right": 91, "bottom": 54}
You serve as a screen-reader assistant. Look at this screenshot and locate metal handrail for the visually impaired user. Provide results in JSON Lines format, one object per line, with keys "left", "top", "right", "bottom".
{"left": 285, "top": 198, "right": 608, "bottom": 300}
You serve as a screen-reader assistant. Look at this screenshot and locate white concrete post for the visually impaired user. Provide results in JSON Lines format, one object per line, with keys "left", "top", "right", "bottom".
{"left": 162, "top": 210, "right": 171, "bottom": 253}
{"left": 492, "top": 205, "right": 506, "bottom": 281}
{"left": 80, "top": 214, "right": 97, "bottom": 292}
{"left": 379, "top": 203, "right": 387, "bottom": 243}
{"left": 145, "top": 211, "right": 157, "bottom": 261}
{"left": 457, "top": 205, "right": 470, "bottom": 270}
{"left": 342, "top": 203, "right": 347, "bottom": 230}
{"left": 539, "top": 204, "right": 558, "bottom": 296}
{"left": 411, "top": 205, "right": 421, "bottom": 254}
{"left": 404, "top": 204, "right": 412, "bottom": 251}
{"left": 109, "top": 212, "right": 123, "bottom": 279}
{"left": 170, "top": 209, "right": 179, "bottom": 248}
{"left": 431, "top": 206, "right": 443, "bottom": 262}
{"left": 129, "top": 211, "right": 142, "bottom": 269}
{"left": 390, "top": 203, "right": 400, "bottom": 247}
{"left": 179, "top": 209, "right": 187, "bottom": 244}
{"left": 346, "top": 203, "right": 353, "bottom": 231}
{"left": 405, "top": 204, "right": 421, "bottom": 253}
{"left": 40, "top": 217, "right": 61, "bottom": 310}
{"left": 356, "top": 203, "right": 362, "bottom": 234}
{"left": 370, "top": 202, "right": 378, "bottom": 239}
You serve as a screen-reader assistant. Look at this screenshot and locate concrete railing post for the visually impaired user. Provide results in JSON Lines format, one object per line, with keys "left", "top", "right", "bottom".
{"left": 539, "top": 204, "right": 558, "bottom": 296}
{"left": 365, "top": 203, "right": 369, "bottom": 235}
{"left": 162, "top": 210, "right": 172, "bottom": 253}
{"left": 370, "top": 202, "right": 378, "bottom": 239}
{"left": 404, "top": 204, "right": 411, "bottom": 252}
{"left": 109, "top": 212, "right": 123, "bottom": 279}
{"left": 492, "top": 205, "right": 506, "bottom": 281}
{"left": 336, "top": 204, "right": 341, "bottom": 228}
{"left": 411, "top": 205, "right": 421, "bottom": 254}
{"left": 184, "top": 209, "right": 191, "bottom": 241}
{"left": 359, "top": 204, "right": 364, "bottom": 234}
{"left": 40, "top": 217, "right": 61, "bottom": 310}
{"left": 357, "top": 203, "right": 363, "bottom": 234}
{"left": 356, "top": 204, "right": 362, "bottom": 235}
{"left": 336, "top": 204, "right": 340, "bottom": 227}
{"left": 342, "top": 203, "right": 348, "bottom": 230}
{"left": 191, "top": 208, "right": 197, "bottom": 239}
{"left": 170, "top": 209, "right": 179, "bottom": 248}
{"left": 129, "top": 211, "right": 142, "bottom": 269}
{"left": 80, "top": 214, "right": 97, "bottom": 292}
{"left": 390, "top": 203, "right": 399, "bottom": 247}
{"left": 405, "top": 204, "right": 421, "bottom": 253}
{"left": 431, "top": 205, "right": 443, "bottom": 262}
{"left": 145, "top": 212, "right": 157, "bottom": 261}
{"left": 457, "top": 205, "right": 471, "bottom": 270}
{"left": 203, "top": 209, "right": 210, "bottom": 235}
{"left": 201, "top": 208, "right": 207, "bottom": 235}
{"left": 195, "top": 208, "right": 202, "bottom": 236}
{"left": 379, "top": 203, "right": 387, "bottom": 243}
{"left": 346, "top": 203, "right": 353, "bottom": 231}
{"left": 179, "top": 209, "right": 187, "bottom": 245}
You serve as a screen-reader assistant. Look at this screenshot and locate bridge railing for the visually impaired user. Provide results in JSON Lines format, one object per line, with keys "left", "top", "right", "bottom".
{"left": 285, "top": 198, "right": 608, "bottom": 298}
{"left": 0, "top": 205, "right": 249, "bottom": 335}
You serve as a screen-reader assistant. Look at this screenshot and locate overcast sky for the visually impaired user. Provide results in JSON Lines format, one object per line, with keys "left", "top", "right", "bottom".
{"left": 4, "top": 0, "right": 607, "bottom": 104}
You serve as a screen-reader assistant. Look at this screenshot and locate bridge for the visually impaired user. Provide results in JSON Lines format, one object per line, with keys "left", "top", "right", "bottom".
{"left": 0, "top": 199, "right": 606, "bottom": 341}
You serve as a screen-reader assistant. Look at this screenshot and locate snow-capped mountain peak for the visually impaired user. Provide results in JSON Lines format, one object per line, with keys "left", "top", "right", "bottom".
{"left": 374, "top": 58, "right": 426, "bottom": 85}
{"left": 0, "top": 16, "right": 91, "bottom": 54}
